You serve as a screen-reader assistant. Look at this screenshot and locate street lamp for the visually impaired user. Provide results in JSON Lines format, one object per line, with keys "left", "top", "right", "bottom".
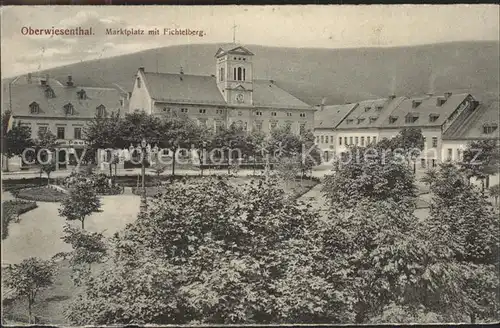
{"left": 140, "top": 138, "right": 147, "bottom": 211}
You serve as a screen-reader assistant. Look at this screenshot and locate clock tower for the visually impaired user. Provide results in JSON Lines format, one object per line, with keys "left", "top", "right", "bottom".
{"left": 215, "top": 44, "right": 254, "bottom": 105}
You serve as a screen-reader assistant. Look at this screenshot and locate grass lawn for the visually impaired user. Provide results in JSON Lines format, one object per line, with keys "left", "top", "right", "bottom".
{"left": 17, "top": 187, "right": 67, "bottom": 202}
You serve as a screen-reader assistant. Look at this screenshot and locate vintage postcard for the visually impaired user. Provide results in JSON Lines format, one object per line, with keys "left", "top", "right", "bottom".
{"left": 1, "top": 4, "right": 499, "bottom": 325}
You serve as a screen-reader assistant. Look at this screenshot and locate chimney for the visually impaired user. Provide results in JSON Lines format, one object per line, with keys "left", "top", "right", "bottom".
{"left": 66, "top": 75, "right": 74, "bottom": 87}
{"left": 388, "top": 94, "right": 396, "bottom": 100}
{"left": 412, "top": 100, "right": 422, "bottom": 108}
{"left": 444, "top": 92, "right": 452, "bottom": 99}
{"left": 40, "top": 79, "right": 47, "bottom": 86}
{"left": 320, "top": 97, "right": 326, "bottom": 111}
{"left": 27, "top": 73, "right": 32, "bottom": 84}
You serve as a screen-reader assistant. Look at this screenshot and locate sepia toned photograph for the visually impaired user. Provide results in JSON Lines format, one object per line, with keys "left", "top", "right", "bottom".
{"left": 1, "top": 4, "right": 499, "bottom": 325}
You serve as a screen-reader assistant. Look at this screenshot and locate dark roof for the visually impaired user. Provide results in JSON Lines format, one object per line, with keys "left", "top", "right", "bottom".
{"left": 314, "top": 103, "right": 358, "bottom": 129}
{"left": 336, "top": 97, "right": 405, "bottom": 130}
{"left": 141, "top": 71, "right": 312, "bottom": 109}
{"left": 379, "top": 93, "right": 471, "bottom": 128}
{"left": 4, "top": 83, "right": 123, "bottom": 118}
{"left": 142, "top": 72, "right": 227, "bottom": 105}
{"left": 443, "top": 100, "right": 500, "bottom": 140}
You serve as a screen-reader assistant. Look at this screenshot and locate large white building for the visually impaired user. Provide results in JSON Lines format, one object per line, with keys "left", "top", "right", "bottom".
{"left": 129, "top": 44, "right": 315, "bottom": 135}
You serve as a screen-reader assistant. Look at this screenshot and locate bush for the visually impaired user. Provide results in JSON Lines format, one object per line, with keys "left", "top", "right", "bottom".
{"left": 2, "top": 200, "right": 38, "bottom": 240}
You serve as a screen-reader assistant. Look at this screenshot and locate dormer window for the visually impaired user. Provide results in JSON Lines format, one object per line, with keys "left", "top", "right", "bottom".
{"left": 389, "top": 116, "right": 398, "bottom": 124}
{"left": 436, "top": 98, "right": 446, "bottom": 107}
{"left": 64, "top": 103, "right": 74, "bottom": 115}
{"left": 96, "top": 104, "right": 106, "bottom": 117}
{"left": 483, "top": 123, "right": 498, "bottom": 134}
{"left": 429, "top": 113, "right": 440, "bottom": 123}
{"left": 364, "top": 106, "right": 371, "bottom": 112}
{"left": 44, "top": 86, "right": 55, "bottom": 99}
{"left": 29, "top": 102, "right": 40, "bottom": 114}
{"left": 376, "top": 105, "right": 383, "bottom": 111}
{"left": 369, "top": 116, "right": 378, "bottom": 123}
{"left": 357, "top": 118, "right": 365, "bottom": 124}
{"left": 77, "top": 89, "right": 86, "bottom": 100}
{"left": 405, "top": 113, "right": 419, "bottom": 124}
{"left": 412, "top": 100, "right": 422, "bottom": 108}
{"left": 136, "top": 77, "right": 141, "bottom": 88}
{"left": 346, "top": 119, "right": 354, "bottom": 125}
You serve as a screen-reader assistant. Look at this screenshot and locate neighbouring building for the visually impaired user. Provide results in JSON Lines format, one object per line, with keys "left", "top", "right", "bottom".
{"left": 128, "top": 44, "right": 315, "bottom": 135}
{"left": 313, "top": 102, "right": 358, "bottom": 162}
{"left": 442, "top": 99, "right": 499, "bottom": 186}
{"left": 2, "top": 74, "right": 127, "bottom": 171}
{"left": 334, "top": 96, "right": 406, "bottom": 155}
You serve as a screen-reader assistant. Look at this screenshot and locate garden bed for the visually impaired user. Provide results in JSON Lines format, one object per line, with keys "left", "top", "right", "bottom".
{"left": 2, "top": 200, "right": 38, "bottom": 240}
{"left": 16, "top": 187, "right": 67, "bottom": 203}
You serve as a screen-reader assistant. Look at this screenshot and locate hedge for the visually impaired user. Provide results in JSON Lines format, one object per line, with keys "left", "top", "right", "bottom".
{"left": 17, "top": 187, "right": 67, "bottom": 202}
{"left": 2, "top": 200, "right": 38, "bottom": 240}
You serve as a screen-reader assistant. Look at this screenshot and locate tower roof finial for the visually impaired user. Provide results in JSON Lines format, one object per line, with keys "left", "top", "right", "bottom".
{"left": 232, "top": 21, "right": 237, "bottom": 44}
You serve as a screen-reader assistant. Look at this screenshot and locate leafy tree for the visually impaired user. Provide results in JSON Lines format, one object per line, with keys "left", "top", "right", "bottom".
{"left": 274, "top": 156, "right": 301, "bottom": 190}
{"left": 390, "top": 128, "right": 425, "bottom": 173}
{"left": 1, "top": 116, "right": 34, "bottom": 172}
{"left": 420, "top": 168, "right": 438, "bottom": 189}
{"left": 61, "top": 224, "right": 107, "bottom": 285}
{"left": 425, "top": 163, "right": 500, "bottom": 322}
{"left": 459, "top": 139, "right": 500, "bottom": 191}
{"left": 318, "top": 197, "right": 475, "bottom": 323}
{"left": 299, "top": 129, "right": 322, "bottom": 177}
{"left": 65, "top": 178, "right": 349, "bottom": 325}
{"left": 4, "top": 257, "right": 55, "bottom": 323}
{"left": 322, "top": 144, "right": 417, "bottom": 211}
{"left": 159, "top": 116, "right": 209, "bottom": 177}
{"left": 59, "top": 179, "right": 101, "bottom": 229}
{"left": 41, "top": 160, "right": 56, "bottom": 185}
{"left": 489, "top": 184, "right": 500, "bottom": 206}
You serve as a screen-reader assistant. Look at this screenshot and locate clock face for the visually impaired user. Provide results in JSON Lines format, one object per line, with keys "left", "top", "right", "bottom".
{"left": 236, "top": 93, "right": 244, "bottom": 103}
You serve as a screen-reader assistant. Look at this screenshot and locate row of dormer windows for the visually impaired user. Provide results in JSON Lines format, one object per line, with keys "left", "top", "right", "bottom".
{"left": 29, "top": 101, "right": 107, "bottom": 116}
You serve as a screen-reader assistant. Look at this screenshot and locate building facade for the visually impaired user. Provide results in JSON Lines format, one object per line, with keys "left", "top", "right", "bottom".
{"left": 128, "top": 44, "right": 315, "bottom": 135}
{"left": 3, "top": 74, "right": 127, "bottom": 170}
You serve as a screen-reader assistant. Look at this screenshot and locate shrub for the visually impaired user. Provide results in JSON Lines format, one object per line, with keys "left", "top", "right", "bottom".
{"left": 2, "top": 200, "right": 38, "bottom": 239}
{"left": 17, "top": 187, "right": 67, "bottom": 202}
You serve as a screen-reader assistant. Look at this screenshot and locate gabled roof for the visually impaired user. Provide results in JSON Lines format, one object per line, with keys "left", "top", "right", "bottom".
{"left": 314, "top": 103, "right": 358, "bottom": 129}
{"left": 443, "top": 100, "right": 500, "bottom": 140}
{"left": 142, "top": 72, "right": 227, "bottom": 105}
{"left": 215, "top": 44, "right": 254, "bottom": 58}
{"left": 336, "top": 97, "right": 405, "bottom": 130}
{"left": 140, "top": 71, "right": 312, "bottom": 109}
{"left": 4, "top": 83, "right": 123, "bottom": 118}
{"left": 252, "top": 80, "right": 311, "bottom": 109}
{"left": 379, "top": 93, "right": 471, "bottom": 128}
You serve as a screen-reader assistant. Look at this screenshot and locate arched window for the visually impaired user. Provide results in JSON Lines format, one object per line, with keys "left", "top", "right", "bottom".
{"left": 64, "top": 103, "right": 74, "bottom": 115}
{"left": 243, "top": 68, "right": 246, "bottom": 81}
{"left": 136, "top": 77, "right": 141, "bottom": 88}
{"left": 237, "top": 67, "right": 242, "bottom": 81}
{"left": 96, "top": 104, "right": 106, "bottom": 117}
{"left": 233, "top": 68, "right": 237, "bottom": 80}
{"left": 220, "top": 67, "right": 224, "bottom": 81}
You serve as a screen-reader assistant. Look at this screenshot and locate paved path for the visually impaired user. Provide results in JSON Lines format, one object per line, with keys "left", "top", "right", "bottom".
{"left": 1, "top": 192, "right": 140, "bottom": 265}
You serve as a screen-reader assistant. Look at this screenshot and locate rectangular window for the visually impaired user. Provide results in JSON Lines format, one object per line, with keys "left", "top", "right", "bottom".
{"left": 372, "top": 136, "right": 377, "bottom": 143}
{"left": 432, "top": 159, "right": 436, "bottom": 167}
{"left": 74, "top": 127, "right": 82, "bottom": 140}
{"left": 457, "top": 149, "right": 462, "bottom": 161}
{"left": 57, "top": 126, "right": 65, "bottom": 139}
{"left": 199, "top": 109, "right": 206, "bottom": 114}
{"left": 349, "top": 137, "right": 353, "bottom": 145}
{"left": 300, "top": 113, "right": 306, "bottom": 118}
{"left": 421, "top": 159, "right": 426, "bottom": 168}
{"left": 271, "top": 112, "right": 277, "bottom": 116}
{"left": 361, "top": 137, "right": 365, "bottom": 146}
{"left": 344, "top": 137, "right": 348, "bottom": 145}
{"left": 287, "top": 112, "right": 292, "bottom": 117}
{"left": 355, "top": 137, "right": 359, "bottom": 145}
{"left": 325, "top": 136, "right": 329, "bottom": 144}
{"left": 367, "top": 136, "right": 371, "bottom": 144}
{"left": 432, "top": 137, "right": 438, "bottom": 148}
{"left": 330, "top": 136, "right": 334, "bottom": 143}
{"left": 320, "top": 136, "right": 324, "bottom": 143}
{"left": 181, "top": 108, "right": 189, "bottom": 113}
{"left": 447, "top": 148, "right": 453, "bottom": 161}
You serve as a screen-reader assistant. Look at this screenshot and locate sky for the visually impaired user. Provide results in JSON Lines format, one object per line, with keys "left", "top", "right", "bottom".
{"left": 1, "top": 5, "right": 498, "bottom": 77}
